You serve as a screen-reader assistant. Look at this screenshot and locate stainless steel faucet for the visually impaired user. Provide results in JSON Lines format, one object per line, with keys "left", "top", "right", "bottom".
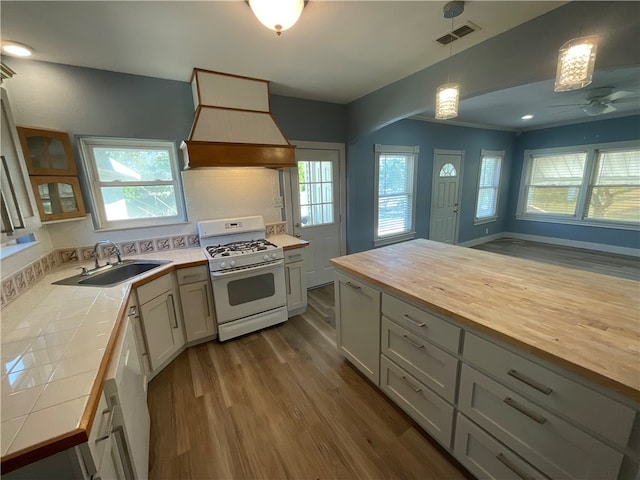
{"left": 93, "top": 240, "right": 122, "bottom": 269}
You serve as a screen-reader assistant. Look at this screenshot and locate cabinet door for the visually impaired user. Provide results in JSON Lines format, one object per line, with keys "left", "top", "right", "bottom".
{"left": 285, "top": 260, "right": 307, "bottom": 317}
{"left": 335, "top": 271, "right": 381, "bottom": 385}
{"left": 140, "top": 292, "right": 182, "bottom": 371}
{"left": 16, "top": 126, "right": 77, "bottom": 176}
{"left": 29, "top": 175, "right": 86, "bottom": 222}
{"left": 179, "top": 280, "right": 216, "bottom": 342}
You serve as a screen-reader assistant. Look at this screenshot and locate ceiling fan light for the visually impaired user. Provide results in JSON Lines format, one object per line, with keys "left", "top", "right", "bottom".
{"left": 554, "top": 35, "right": 598, "bottom": 92}
{"left": 435, "top": 83, "right": 459, "bottom": 120}
{"left": 249, "top": 0, "right": 304, "bottom": 36}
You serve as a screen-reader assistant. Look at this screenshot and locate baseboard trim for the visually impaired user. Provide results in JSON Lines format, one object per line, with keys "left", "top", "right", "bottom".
{"left": 458, "top": 233, "right": 504, "bottom": 247}
{"left": 503, "top": 232, "right": 640, "bottom": 257}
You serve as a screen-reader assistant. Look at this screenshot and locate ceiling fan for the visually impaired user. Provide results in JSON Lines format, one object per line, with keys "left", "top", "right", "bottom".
{"left": 549, "top": 87, "right": 640, "bottom": 116}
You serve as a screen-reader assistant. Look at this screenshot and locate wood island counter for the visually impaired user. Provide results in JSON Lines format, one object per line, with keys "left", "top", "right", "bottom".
{"left": 331, "top": 238, "right": 640, "bottom": 480}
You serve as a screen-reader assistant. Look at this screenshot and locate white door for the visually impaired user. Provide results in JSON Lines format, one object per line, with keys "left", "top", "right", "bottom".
{"left": 430, "top": 150, "right": 463, "bottom": 244}
{"left": 290, "top": 147, "right": 343, "bottom": 288}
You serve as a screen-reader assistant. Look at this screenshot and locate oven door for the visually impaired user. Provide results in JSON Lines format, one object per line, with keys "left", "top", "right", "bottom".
{"left": 211, "top": 261, "right": 286, "bottom": 323}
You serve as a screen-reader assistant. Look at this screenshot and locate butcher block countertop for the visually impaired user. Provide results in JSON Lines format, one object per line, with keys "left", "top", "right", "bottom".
{"left": 330, "top": 239, "right": 640, "bottom": 402}
{"left": 0, "top": 249, "right": 207, "bottom": 473}
{"left": 268, "top": 233, "right": 309, "bottom": 250}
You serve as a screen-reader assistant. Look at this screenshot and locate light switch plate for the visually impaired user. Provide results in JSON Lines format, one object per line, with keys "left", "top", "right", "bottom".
{"left": 273, "top": 196, "right": 283, "bottom": 208}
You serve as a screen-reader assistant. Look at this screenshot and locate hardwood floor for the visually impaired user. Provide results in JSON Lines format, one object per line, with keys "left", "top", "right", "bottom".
{"left": 147, "top": 287, "right": 469, "bottom": 480}
{"left": 472, "top": 237, "right": 640, "bottom": 281}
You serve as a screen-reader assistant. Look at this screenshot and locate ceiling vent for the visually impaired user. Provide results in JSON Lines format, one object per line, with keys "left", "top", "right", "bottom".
{"left": 435, "top": 21, "right": 480, "bottom": 45}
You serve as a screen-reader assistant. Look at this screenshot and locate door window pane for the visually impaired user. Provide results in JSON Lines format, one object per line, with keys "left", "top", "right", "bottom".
{"left": 298, "top": 159, "right": 334, "bottom": 226}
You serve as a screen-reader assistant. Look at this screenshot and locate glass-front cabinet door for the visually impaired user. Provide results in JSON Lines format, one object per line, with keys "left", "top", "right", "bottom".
{"left": 17, "top": 126, "right": 77, "bottom": 176}
{"left": 29, "top": 176, "right": 85, "bottom": 221}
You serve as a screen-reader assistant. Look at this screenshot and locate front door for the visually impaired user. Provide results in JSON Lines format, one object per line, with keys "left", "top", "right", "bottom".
{"left": 430, "top": 150, "right": 463, "bottom": 244}
{"left": 290, "top": 147, "right": 342, "bottom": 288}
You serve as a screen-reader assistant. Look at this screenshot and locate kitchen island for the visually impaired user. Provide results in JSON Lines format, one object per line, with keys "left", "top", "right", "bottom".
{"left": 331, "top": 238, "right": 639, "bottom": 480}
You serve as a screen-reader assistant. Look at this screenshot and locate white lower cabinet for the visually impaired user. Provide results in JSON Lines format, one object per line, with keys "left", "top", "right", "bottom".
{"left": 458, "top": 365, "right": 624, "bottom": 479}
{"left": 380, "top": 355, "right": 454, "bottom": 448}
{"left": 177, "top": 266, "right": 216, "bottom": 343}
{"left": 137, "top": 272, "right": 185, "bottom": 376}
{"left": 454, "top": 412, "right": 550, "bottom": 480}
{"left": 335, "top": 272, "right": 381, "bottom": 385}
{"left": 285, "top": 250, "right": 307, "bottom": 317}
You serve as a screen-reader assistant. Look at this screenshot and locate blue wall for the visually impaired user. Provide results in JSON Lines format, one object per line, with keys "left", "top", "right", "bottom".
{"left": 271, "top": 95, "right": 346, "bottom": 144}
{"left": 507, "top": 115, "right": 640, "bottom": 249}
{"left": 346, "top": 119, "right": 516, "bottom": 253}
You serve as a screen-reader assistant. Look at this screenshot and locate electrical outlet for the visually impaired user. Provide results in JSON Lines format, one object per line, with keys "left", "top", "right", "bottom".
{"left": 485, "top": 228, "right": 489, "bottom": 234}
{"left": 273, "top": 196, "right": 283, "bottom": 208}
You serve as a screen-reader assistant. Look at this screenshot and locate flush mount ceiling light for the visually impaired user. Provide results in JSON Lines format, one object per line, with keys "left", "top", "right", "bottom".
{"left": 521, "top": 114, "right": 534, "bottom": 120}
{"left": 248, "top": 0, "right": 305, "bottom": 36}
{"left": 1, "top": 41, "right": 33, "bottom": 57}
{"left": 435, "top": 1, "right": 463, "bottom": 120}
{"left": 554, "top": 35, "right": 598, "bottom": 92}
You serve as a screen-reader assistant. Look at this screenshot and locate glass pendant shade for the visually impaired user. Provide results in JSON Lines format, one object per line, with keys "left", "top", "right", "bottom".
{"left": 435, "top": 83, "right": 460, "bottom": 120}
{"left": 554, "top": 35, "right": 598, "bottom": 92}
{"left": 249, "top": 0, "right": 304, "bottom": 36}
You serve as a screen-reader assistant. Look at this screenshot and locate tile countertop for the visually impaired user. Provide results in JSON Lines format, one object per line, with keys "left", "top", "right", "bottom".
{"left": 0, "top": 248, "right": 207, "bottom": 470}
{"left": 268, "top": 234, "right": 309, "bottom": 250}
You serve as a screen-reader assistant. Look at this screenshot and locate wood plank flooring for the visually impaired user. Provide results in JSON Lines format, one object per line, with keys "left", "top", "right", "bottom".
{"left": 472, "top": 237, "right": 640, "bottom": 281}
{"left": 147, "top": 287, "right": 468, "bottom": 480}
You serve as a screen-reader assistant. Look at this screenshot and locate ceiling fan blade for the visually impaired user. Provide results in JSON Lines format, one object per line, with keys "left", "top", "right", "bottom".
{"left": 611, "top": 96, "right": 640, "bottom": 104}
{"left": 602, "top": 90, "right": 636, "bottom": 103}
{"left": 602, "top": 105, "right": 617, "bottom": 114}
{"left": 547, "top": 103, "right": 586, "bottom": 108}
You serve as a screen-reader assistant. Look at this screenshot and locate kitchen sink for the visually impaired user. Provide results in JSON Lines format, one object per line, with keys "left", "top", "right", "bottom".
{"left": 53, "top": 259, "right": 171, "bottom": 287}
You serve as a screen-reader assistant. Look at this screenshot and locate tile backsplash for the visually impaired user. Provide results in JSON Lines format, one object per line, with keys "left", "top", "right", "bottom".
{"left": 265, "top": 222, "right": 287, "bottom": 236}
{"left": 1, "top": 234, "right": 200, "bottom": 310}
{"left": 2, "top": 251, "right": 58, "bottom": 309}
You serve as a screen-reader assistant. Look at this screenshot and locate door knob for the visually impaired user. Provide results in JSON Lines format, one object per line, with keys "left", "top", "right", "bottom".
{"left": 295, "top": 222, "right": 301, "bottom": 227}
{"left": 453, "top": 209, "right": 459, "bottom": 214}
{"left": 295, "top": 233, "right": 302, "bottom": 238}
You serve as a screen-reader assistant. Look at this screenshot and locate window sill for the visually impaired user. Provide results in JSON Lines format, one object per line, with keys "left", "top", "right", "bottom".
{"left": 374, "top": 232, "right": 416, "bottom": 247}
{"left": 0, "top": 234, "right": 39, "bottom": 260}
{"left": 515, "top": 214, "right": 640, "bottom": 231}
{"left": 94, "top": 219, "right": 190, "bottom": 232}
{"left": 474, "top": 217, "right": 497, "bottom": 226}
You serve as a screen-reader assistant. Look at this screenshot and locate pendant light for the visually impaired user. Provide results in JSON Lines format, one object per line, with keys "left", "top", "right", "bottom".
{"left": 554, "top": 35, "right": 598, "bottom": 92}
{"left": 248, "top": 0, "right": 305, "bottom": 36}
{"left": 435, "top": 2, "right": 463, "bottom": 120}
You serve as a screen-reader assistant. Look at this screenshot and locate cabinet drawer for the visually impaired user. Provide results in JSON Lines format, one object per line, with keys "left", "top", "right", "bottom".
{"left": 380, "top": 355, "right": 454, "bottom": 449}
{"left": 284, "top": 250, "right": 305, "bottom": 264}
{"left": 381, "top": 293, "right": 460, "bottom": 353}
{"left": 454, "top": 413, "right": 550, "bottom": 480}
{"left": 177, "top": 265, "right": 209, "bottom": 285}
{"left": 459, "top": 364, "right": 623, "bottom": 479}
{"left": 381, "top": 317, "right": 458, "bottom": 402}
{"left": 464, "top": 333, "right": 635, "bottom": 447}
{"left": 137, "top": 273, "right": 172, "bottom": 305}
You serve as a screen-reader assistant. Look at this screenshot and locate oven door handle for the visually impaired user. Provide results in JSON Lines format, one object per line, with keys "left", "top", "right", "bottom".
{"left": 210, "top": 260, "right": 284, "bottom": 278}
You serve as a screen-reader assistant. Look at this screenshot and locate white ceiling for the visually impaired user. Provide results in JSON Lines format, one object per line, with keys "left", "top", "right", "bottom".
{"left": 1, "top": 1, "right": 639, "bottom": 131}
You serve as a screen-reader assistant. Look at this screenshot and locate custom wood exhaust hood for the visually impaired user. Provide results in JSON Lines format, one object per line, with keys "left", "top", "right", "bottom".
{"left": 181, "top": 68, "right": 296, "bottom": 169}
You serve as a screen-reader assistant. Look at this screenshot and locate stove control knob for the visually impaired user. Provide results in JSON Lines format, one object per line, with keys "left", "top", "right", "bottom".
{"left": 220, "top": 262, "right": 226, "bottom": 269}
{"left": 263, "top": 255, "right": 270, "bottom": 261}
{"left": 270, "top": 252, "right": 277, "bottom": 259}
{"left": 229, "top": 260, "right": 236, "bottom": 267}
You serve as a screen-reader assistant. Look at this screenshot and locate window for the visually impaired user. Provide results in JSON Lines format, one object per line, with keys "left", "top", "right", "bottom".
{"left": 586, "top": 148, "right": 640, "bottom": 223}
{"left": 374, "top": 144, "right": 419, "bottom": 246}
{"left": 297, "top": 159, "right": 334, "bottom": 226}
{"left": 475, "top": 150, "right": 503, "bottom": 223}
{"left": 517, "top": 141, "right": 640, "bottom": 229}
{"left": 80, "top": 137, "right": 186, "bottom": 230}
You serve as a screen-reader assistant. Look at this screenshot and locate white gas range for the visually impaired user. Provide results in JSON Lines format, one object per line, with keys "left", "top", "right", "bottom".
{"left": 198, "top": 216, "right": 287, "bottom": 341}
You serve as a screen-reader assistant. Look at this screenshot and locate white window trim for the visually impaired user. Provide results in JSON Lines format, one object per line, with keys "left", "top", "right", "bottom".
{"left": 516, "top": 140, "right": 640, "bottom": 231}
{"left": 373, "top": 144, "right": 419, "bottom": 247}
{"left": 79, "top": 137, "right": 186, "bottom": 231}
{"left": 474, "top": 149, "right": 504, "bottom": 225}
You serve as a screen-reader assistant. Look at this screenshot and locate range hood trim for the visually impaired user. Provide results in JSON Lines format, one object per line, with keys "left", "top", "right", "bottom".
{"left": 181, "top": 140, "right": 296, "bottom": 169}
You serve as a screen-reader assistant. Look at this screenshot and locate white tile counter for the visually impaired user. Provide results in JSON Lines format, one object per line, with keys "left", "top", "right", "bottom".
{"left": 0, "top": 248, "right": 207, "bottom": 469}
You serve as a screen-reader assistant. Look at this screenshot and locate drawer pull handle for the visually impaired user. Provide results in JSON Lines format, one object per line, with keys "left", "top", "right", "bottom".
{"left": 504, "top": 397, "right": 547, "bottom": 425}
{"left": 496, "top": 453, "right": 535, "bottom": 480}
{"left": 402, "top": 314, "right": 426, "bottom": 327}
{"left": 95, "top": 407, "right": 115, "bottom": 442}
{"left": 507, "top": 369, "right": 553, "bottom": 395}
{"left": 345, "top": 282, "right": 361, "bottom": 290}
{"left": 402, "top": 334, "right": 424, "bottom": 349}
{"left": 287, "top": 253, "right": 303, "bottom": 259}
{"left": 400, "top": 375, "right": 422, "bottom": 393}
